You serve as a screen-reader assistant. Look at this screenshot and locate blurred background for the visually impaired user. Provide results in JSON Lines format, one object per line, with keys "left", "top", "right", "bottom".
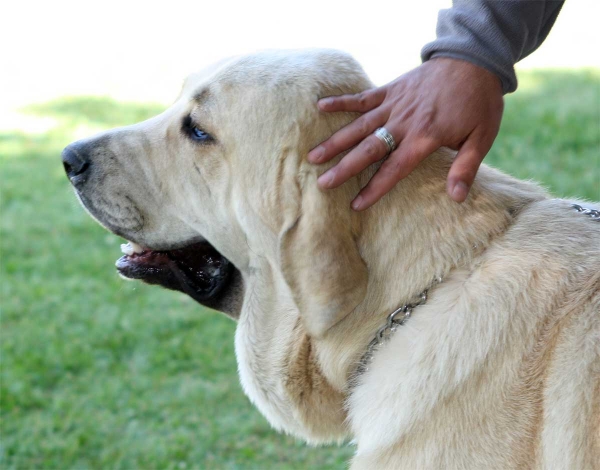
{"left": 1, "top": 0, "right": 598, "bottom": 468}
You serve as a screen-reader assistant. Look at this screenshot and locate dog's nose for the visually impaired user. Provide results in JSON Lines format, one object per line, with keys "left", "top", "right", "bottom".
{"left": 62, "top": 145, "right": 90, "bottom": 185}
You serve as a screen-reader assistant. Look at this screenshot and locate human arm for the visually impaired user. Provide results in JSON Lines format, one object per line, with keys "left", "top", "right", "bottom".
{"left": 309, "top": 0, "right": 565, "bottom": 209}
{"left": 422, "top": 0, "right": 565, "bottom": 94}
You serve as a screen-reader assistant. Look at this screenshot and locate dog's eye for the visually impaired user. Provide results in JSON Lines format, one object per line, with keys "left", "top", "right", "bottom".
{"left": 183, "top": 115, "right": 214, "bottom": 143}
{"left": 191, "top": 126, "right": 211, "bottom": 142}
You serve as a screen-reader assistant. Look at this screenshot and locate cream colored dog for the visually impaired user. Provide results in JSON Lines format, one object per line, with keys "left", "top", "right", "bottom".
{"left": 62, "top": 49, "right": 600, "bottom": 469}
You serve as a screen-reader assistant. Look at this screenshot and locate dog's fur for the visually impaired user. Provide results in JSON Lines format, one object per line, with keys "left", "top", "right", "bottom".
{"left": 65, "top": 50, "right": 599, "bottom": 469}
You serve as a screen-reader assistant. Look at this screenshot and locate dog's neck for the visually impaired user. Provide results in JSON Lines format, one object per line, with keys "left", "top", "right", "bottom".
{"left": 359, "top": 150, "right": 526, "bottom": 306}
{"left": 233, "top": 147, "right": 547, "bottom": 441}
{"left": 314, "top": 149, "right": 547, "bottom": 390}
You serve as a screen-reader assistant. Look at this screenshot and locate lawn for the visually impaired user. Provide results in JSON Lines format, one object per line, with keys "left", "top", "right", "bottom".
{"left": 1, "top": 69, "right": 599, "bottom": 469}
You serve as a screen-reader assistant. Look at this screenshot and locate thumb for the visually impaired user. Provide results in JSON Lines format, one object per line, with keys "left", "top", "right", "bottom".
{"left": 446, "top": 130, "right": 493, "bottom": 203}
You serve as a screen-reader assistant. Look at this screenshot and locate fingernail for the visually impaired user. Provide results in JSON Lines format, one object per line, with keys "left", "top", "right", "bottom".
{"left": 318, "top": 97, "right": 333, "bottom": 110}
{"left": 451, "top": 181, "right": 469, "bottom": 202}
{"left": 352, "top": 195, "right": 363, "bottom": 211}
{"left": 318, "top": 170, "right": 334, "bottom": 188}
{"left": 308, "top": 146, "right": 325, "bottom": 163}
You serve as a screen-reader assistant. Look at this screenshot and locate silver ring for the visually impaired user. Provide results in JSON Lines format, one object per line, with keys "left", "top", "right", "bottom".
{"left": 373, "top": 127, "right": 396, "bottom": 155}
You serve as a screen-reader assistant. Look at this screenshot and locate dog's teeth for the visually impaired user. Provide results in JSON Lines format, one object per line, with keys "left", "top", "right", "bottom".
{"left": 120, "top": 241, "right": 144, "bottom": 256}
{"left": 121, "top": 243, "right": 135, "bottom": 256}
{"left": 130, "top": 242, "right": 144, "bottom": 254}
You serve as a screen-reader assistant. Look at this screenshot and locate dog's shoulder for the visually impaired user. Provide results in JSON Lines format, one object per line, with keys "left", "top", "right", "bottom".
{"left": 505, "top": 197, "right": 600, "bottom": 261}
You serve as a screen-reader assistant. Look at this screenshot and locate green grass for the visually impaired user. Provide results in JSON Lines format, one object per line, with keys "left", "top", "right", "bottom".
{"left": 486, "top": 69, "right": 599, "bottom": 200}
{"left": 1, "top": 69, "right": 599, "bottom": 469}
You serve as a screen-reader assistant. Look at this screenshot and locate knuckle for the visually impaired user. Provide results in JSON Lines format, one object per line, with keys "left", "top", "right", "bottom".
{"left": 327, "top": 134, "right": 345, "bottom": 151}
{"left": 362, "top": 139, "right": 380, "bottom": 159}
{"left": 327, "top": 138, "right": 343, "bottom": 155}
{"left": 357, "top": 92, "right": 369, "bottom": 109}
{"left": 357, "top": 117, "right": 373, "bottom": 136}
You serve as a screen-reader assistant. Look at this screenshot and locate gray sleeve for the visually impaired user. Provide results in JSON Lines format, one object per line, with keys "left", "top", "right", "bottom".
{"left": 421, "top": 0, "right": 564, "bottom": 94}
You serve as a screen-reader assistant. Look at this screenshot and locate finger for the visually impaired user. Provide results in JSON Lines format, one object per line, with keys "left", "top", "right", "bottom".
{"left": 351, "top": 136, "right": 440, "bottom": 211}
{"left": 308, "top": 108, "right": 387, "bottom": 164}
{"left": 446, "top": 130, "right": 493, "bottom": 203}
{"left": 317, "top": 133, "right": 392, "bottom": 189}
{"left": 318, "top": 88, "right": 386, "bottom": 113}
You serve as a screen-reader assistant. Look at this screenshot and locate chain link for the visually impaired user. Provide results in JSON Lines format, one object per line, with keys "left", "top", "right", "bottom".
{"left": 353, "top": 277, "right": 442, "bottom": 381}
{"left": 571, "top": 203, "right": 600, "bottom": 221}
{"left": 351, "top": 203, "right": 598, "bottom": 385}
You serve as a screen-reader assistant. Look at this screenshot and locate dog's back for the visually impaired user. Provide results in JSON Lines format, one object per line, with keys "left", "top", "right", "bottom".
{"left": 350, "top": 197, "right": 600, "bottom": 469}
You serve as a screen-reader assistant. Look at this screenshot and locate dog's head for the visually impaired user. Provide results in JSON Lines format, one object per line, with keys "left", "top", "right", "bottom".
{"left": 62, "top": 49, "right": 372, "bottom": 335}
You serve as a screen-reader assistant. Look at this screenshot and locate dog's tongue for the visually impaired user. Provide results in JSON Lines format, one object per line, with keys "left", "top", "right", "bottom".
{"left": 116, "top": 241, "right": 232, "bottom": 302}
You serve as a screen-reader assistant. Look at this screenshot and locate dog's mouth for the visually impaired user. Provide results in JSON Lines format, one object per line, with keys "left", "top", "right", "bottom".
{"left": 116, "top": 240, "right": 234, "bottom": 303}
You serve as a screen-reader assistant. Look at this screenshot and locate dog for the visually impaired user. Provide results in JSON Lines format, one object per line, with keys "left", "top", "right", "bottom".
{"left": 62, "top": 49, "right": 599, "bottom": 469}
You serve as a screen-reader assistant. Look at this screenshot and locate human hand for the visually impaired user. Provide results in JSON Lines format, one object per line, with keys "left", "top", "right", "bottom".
{"left": 308, "top": 58, "right": 504, "bottom": 210}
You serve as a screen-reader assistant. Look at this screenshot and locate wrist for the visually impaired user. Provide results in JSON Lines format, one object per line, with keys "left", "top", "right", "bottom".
{"left": 426, "top": 53, "right": 511, "bottom": 94}
{"left": 427, "top": 56, "right": 504, "bottom": 95}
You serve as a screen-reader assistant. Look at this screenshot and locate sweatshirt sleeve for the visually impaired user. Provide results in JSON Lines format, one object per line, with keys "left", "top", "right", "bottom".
{"left": 421, "top": 0, "right": 564, "bottom": 94}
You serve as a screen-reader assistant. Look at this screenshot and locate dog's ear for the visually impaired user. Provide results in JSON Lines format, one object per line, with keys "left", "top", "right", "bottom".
{"left": 279, "top": 157, "right": 368, "bottom": 338}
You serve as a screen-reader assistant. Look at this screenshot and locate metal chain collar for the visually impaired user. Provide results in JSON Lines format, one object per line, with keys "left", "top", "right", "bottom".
{"left": 352, "top": 202, "right": 598, "bottom": 384}
{"left": 353, "top": 276, "right": 442, "bottom": 381}
{"left": 571, "top": 203, "right": 600, "bottom": 221}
